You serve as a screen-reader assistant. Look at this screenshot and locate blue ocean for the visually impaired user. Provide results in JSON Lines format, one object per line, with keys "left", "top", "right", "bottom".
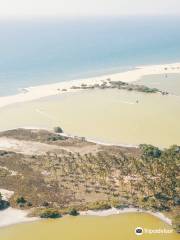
{"left": 0, "top": 16, "right": 180, "bottom": 96}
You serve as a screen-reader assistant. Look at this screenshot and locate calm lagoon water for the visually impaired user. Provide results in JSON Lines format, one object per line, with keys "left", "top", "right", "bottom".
{"left": 136, "top": 73, "right": 180, "bottom": 96}
{"left": 0, "top": 88, "right": 180, "bottom": 147}
{"left": 0, "top": 213, "right": 178, "bottom": 240}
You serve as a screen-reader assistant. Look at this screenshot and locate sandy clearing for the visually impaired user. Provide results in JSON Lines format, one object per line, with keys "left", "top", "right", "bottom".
{"left": 0, "top": 137, "right": 68, "bottom": 155}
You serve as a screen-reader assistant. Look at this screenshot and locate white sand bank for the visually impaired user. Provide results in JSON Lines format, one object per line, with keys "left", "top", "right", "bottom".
{"left": 80, "top": 207, "right": 172, "bottom": 226}
{"left": 0, "top": 207, "right": 172, "bottom": 229}
{"left": 0, "top": 62, "right": 180, "bottom": 109}
{"left": 0, "top": 208, "right": 38, "bottom": 228}
{"left": 0, "top": 189, "right": 14, "bottom": 201}
{"left": 0, "top": 189, "right": 38, "bottom": 228}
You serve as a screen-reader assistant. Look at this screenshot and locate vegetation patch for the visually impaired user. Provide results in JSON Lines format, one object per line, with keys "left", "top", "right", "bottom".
{"left": 68, "top": 208, "right": 79, "bottom": 216}
{"left": 0, "top": 129, "right": 179, "bottom": 232}
{"left": 40, "top": 208, "right": 62, "bottom": 219}
{"left": 71, "top": 80, "right": 169, "bottom": 95}
{"left": 0, "top": 193, "right": 10, "bottom": 210}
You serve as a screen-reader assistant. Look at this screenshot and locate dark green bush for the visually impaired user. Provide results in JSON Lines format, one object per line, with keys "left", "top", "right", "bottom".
{"left": 16, "top": 197, "right": 27, "bottom": 204}
{"left": 139, "top": 144, "right": 162, "bottom": 158}
{"left": 40, "top": 208, "right": 61, "bottom": 219}
{"left": 69, "top": 208, "right": 79, "bottom": 216}
{"left": 54, "top": 127, "right": 63, "bottom": 133}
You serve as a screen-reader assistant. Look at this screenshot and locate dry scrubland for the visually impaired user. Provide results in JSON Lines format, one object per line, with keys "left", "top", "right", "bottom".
{"left": 0, "top": 129, "right": 179, "bottom": 232}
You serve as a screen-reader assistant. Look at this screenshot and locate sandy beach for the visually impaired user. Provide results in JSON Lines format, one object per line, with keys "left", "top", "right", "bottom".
{"left": 0, "top": 206, "right": 172, "bottom": 229}
{"left": 0, "top": 62, "right": 180, "bottom": 109}
{"left": 0, "top": 188, "right": 172, "bottom": 229}
{"left": 0, "top": 189, "right": 38, "bottom": 228}
{"left": 0, "top": 208, "right": 38, "bottom": 228}
{"left": 80, "top": 208, "right": 172, "bottom": 226}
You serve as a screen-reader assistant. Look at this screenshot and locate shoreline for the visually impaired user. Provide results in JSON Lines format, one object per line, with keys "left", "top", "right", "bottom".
{"left": 59, "top": 132, "right": 139, "bottom": 148}
{"left": 0, "top": 207, "right": 38, "bottom": 228}
{"left": 80, "top": 207, "right": 172, "bottom": 226}
{"left": 0, "top": 206, "right": 172, "bottom": 229}
{"left": 0, "top": 62, "right": 180, "bottom": 109}
{"left": 0, "top": 127, "right": 139, "bottom": 149}
{"left": 0, "top": 63, "right": 179, "bottom": 230}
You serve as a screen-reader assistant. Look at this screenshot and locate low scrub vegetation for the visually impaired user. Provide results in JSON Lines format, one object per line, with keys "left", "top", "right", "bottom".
{"left": 40, "top": 208, "right": 62, "bottom": 219}
{"left": 0, "top": 129, "right": 179, "bottom": 232}
{"left": 68, "top": 208, "right": 79, "bottom": 216}
{"left": 0, "top": 193, "right": 9, "bottom": 210}
{"left": 54, "top": 127, "right": 63, "bottom": 134}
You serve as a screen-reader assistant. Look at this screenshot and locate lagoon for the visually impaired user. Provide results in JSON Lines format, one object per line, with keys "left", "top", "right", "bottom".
{"left": 0, "top": 213, "right": 178, "bottom": 240}
{"left": 136, "top": 73, "right": 180, "bottom": 96}
{"left": 0, "top": 88, "right": 180, "bottom": 147}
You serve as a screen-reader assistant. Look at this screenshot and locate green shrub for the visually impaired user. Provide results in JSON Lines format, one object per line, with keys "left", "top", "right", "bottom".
{"left": 54, "top": 127, "right": 63, "bottom": 133}
{"left": 139, "top": 144, "right": 162, "bottom": 158}
{"left": 0, "top": 200, "right": 9, "bottom": 210}
{"left": 69, "top": 208, "right": 79, "bottom": 216}
{"left": 115, "top": 204, "right": 129, "bottom": 209}
{"left": 48, "top": 135, "right": 64, "bottom": 141}
{"left": 40, "top": 208, "right": 61, "bottom": 219}
{"left": 16, "top": 197, "right": 27, "bottom": 205}
{"left": 0, "top": 193, "right": 10, "bottom": 210}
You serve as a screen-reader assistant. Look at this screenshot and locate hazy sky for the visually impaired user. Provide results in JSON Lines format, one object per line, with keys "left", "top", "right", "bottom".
{"left": 0, "top": 0, "right": 180, "bottom": 18}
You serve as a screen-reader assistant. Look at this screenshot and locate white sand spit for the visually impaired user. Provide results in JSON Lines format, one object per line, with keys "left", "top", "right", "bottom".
{"left": 0, "top": 63, "right": 180, "bottom": 109}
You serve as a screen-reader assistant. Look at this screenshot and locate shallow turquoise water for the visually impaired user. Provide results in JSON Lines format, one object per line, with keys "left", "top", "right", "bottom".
{"left": 0, "top": 16, "right": 180, "bottom": 96}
